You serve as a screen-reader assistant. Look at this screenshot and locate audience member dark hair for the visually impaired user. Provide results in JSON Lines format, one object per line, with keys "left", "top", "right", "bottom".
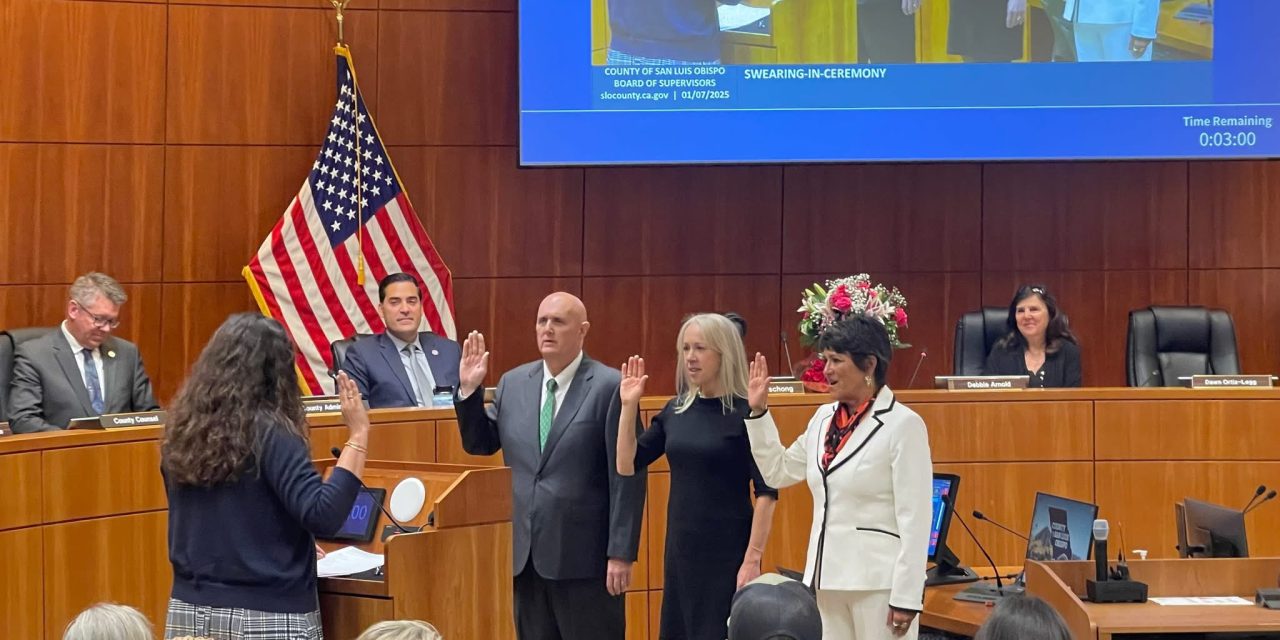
{"left": 378, "top": 272, "right": 422, "bottom": 302}
{"left": 727, "top": 575, "right": 822, "bottom": 640}
{"left": 721, "top": 311, "right": 748, "bottom": 338}
{"left": 974, "top": 593, "right": 1073, "bottom": 640}
{"left": 815, "top": 315, "right": 893, "bottom": 387}
{"left": 995, "top": 284, "right": 1077, "bottom": 354}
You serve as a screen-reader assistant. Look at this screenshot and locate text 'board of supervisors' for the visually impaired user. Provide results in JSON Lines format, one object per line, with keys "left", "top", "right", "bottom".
{"left": 518, "top": 0, "right": 1280, "bottom": 165}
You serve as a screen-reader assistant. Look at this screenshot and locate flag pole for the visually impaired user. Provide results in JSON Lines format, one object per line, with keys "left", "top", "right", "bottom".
{"left": 329, "top": 0, "right": 350, "bottom": 46}
{"left": 329, "top": 0, "right": 365, "bottom": 286}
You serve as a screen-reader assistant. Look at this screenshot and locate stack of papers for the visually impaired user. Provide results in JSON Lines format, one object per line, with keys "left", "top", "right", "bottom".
{"left": 1150, "top": 596, "right": 1253, "bottom": 606}
{"left": 317, "top": 546, "right": 385, "bottom": 578}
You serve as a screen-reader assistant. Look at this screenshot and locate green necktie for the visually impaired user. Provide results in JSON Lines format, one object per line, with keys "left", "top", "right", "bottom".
{"left": 540, "top": 378, "right": 558, "bottom": 451}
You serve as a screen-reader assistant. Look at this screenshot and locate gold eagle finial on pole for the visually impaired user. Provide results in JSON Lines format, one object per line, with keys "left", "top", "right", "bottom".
{"left": 329, "top": 0, "right": 353, "bottom": 45}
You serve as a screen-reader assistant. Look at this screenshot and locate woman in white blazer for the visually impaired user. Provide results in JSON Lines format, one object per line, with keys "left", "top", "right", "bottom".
{"left": 1062, "top": 0, "right": 1159, "bottom": 61}
{"left": 743, "top": 316, "right": 933, "bottom": 639}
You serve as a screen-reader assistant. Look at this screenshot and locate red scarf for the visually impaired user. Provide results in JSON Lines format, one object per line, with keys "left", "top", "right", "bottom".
{"left": 822, "top": 398, "right": 872, "bottom": 470}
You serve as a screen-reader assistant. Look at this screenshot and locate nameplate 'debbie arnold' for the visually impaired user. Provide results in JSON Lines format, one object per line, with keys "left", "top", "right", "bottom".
{"left": 943, "top": 376, "right": 1030, "bottom": 391}
{"left": 303, "top": 396, "right": 343, "bottom": 414}
{"left": 1189, "top": 374, "right": 1275, "bottom": 389}
{"left": 99, "top": 411, "right": 168, "bottom": 429}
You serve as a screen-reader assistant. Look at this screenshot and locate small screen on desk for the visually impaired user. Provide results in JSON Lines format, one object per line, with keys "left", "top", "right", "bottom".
{"left": 321, "top": 488, "right": 385, "bottom": 544}
{"left": 928, "top": 475, "right": 955, "bottom": 558}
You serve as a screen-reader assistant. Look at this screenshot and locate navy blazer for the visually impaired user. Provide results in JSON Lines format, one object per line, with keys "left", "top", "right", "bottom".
{"left": 341, "top": 332, "right": 461, "bottom": 408}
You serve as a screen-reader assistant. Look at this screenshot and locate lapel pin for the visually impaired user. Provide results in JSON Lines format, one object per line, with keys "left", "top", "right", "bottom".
{"left": 431, "top": 349, "right": 439, "bottom": 356}
{"left": 107, "top": 350, "right": 116, "bottom": 358}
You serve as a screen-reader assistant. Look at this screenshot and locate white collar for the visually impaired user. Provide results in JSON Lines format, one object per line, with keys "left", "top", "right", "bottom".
{"left": 542, "top": 350, "right": 585, "bottom": 390}
{"left": 387, "top": 332, "right": 417, "bottom": 353}
{"left": 60, "top": 320, "right": 93, "bottom": 355}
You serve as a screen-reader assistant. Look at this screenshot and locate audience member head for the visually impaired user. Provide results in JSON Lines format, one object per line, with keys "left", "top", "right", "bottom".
{"left": 162, "top": 313, "right": 305, "bottom": 487}
{"left": 356, "top": 620, "right": 443, "bottom": 640}
{"left": 998, "top": 284, "right": 1076, "bottom": 353}
{"left": 721, "top": 311, "right": 748, "bottom": 339}
{"left": 378, "top": 273, "right": 425, "bottom": 343}
{"left": 62, "top": 603, "right": 154, "bottom": 640}
{"left": 675, "top": 313, "right": 748, "bottom": 413}
{"left": 65, "top": 272, "right": 128, "bottom": 350}
{"left": 974, "top": 593, "right": 1072, "bottom": 640}
{"left": 534, "top": 292, "right": 590, "bottom": 374}
{"left": 815, "top": 315, "right": 892, "bottom": 405}
{"left": 727, "top": 574, "right": 822, "bottom": 640}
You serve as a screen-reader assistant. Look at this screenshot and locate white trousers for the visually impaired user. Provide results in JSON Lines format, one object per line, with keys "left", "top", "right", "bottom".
{"left": 816, "top": 589, "right": 919, "bottom": 640}
{"left": 1074, "top": 22, "right": 1153, "bottom": 62}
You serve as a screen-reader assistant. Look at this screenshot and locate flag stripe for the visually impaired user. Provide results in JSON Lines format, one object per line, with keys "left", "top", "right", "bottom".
{"left": 289, "top": 196, "right": 359, "bottom": 347}
{"left": 269, "top": 219, "right": 334, "bottom": 392}
{"left": 370, "top": 209, "right": 446, "bottom": 337}
{"left": 385, "top": 197, "right": 456, "bottom": 339}
{"left": 253, "top": 235, "right": 326, "bottom": 393}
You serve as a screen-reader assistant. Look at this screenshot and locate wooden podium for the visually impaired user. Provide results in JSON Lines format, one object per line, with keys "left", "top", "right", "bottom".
{"left": 317, "top": 461, "right": 515, "bottom": 640}
{"left": 1024, "top": 558, "right": 1280, "bottom": 639}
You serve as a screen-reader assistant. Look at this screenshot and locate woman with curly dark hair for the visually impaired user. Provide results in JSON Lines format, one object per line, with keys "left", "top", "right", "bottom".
{"left": 161, "top": 313, "right": 370, "bottom": 640}
{"left": 983, "top": 284, "right": 1082, "bottom": 388}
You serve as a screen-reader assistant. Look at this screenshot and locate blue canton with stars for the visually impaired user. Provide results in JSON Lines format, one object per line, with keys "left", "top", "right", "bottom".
{"left": 309, "top": 55, "right": 401, "bottom": 246}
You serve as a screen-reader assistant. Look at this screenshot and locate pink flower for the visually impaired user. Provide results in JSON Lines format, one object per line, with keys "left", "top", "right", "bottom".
{"left": 856, "top": 280, "right": 871, "bottom": 290}
{"left": 829, "top": 285, "right": 853, "bottom": 313}
{"left": 894, "top": 307, "right": 908, "bottom": 327}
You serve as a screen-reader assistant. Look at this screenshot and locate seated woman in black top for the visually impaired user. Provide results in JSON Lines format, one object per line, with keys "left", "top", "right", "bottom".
{"left": 984, "top": 285, "right": 1082, "bottom": 388}
{"left": 160, "top": 313, "right": 371, "bottom": 640}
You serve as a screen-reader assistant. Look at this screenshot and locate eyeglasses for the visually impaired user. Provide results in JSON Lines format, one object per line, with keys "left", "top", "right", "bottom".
{"left": 73, "top": 300, "right": 121, "bottom": 330}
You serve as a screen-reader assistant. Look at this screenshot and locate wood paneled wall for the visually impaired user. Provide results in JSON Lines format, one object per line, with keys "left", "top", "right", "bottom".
{"left": 4, "top": 0, "right": 1279, "bottom": 401}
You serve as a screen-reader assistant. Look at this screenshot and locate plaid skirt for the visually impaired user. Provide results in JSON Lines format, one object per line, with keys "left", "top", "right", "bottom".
{"left": 164, "top": 599, "right": 323, "bottom": 640}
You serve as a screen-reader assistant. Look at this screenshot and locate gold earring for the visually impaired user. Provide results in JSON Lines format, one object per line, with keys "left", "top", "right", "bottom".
{"left": 865, "top": 375, "right": 873, "bottom": 387}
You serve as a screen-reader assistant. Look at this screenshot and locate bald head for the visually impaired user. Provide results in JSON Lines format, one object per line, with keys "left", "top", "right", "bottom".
{"left": 535, "top": 292, "right": 590, "bottom": 374}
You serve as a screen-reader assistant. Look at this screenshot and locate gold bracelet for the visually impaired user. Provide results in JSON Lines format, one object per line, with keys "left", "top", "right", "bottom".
{"left": 344, "top": 440, "right": 368, "bottom": 454}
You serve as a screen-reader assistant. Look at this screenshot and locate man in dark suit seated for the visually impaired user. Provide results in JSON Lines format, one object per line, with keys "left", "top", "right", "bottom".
{"left": 8, "top": 272, "right": 159, "bottom": 434}
{"left": 341, "top": 272, "right": 461, "bottom": 408}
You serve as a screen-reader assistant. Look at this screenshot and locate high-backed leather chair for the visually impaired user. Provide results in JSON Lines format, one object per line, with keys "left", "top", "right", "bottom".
{"left": 0, "top": 328, "right": 53, "bottom": 423}
{"left": 952, "top": 307, "right": 1010, "bottom": 376}
{"left": 329, "top": 333, "right": 374, "bottom": 380}
{"left": 1126, "top": 306, "right": 1240, "bottom": 387}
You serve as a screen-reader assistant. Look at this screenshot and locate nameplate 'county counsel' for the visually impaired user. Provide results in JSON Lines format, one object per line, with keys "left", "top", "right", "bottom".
{"left": 936, "top": 375, "right": 1030, "bottom": 391}
{"left": 1189, "top": 375, "right": 1275, "bottom": 389}
{"left": 303, "top": 396, "right": 342, "bottom": 414}
{"left": 99, "top": 411, "right": 168, "bottom": 429}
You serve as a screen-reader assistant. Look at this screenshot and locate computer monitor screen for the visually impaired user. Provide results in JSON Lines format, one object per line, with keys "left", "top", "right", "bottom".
{"left": 928, "top": 473, "right": 959, "bottom": 561}
{"left": 319, "top": 487, "right": 386, "bottom": 544}
{"left": 1025, "top": 492, "right": 1099, "bottom": 561}
{"left": 1182, "top": 497, "right": 1248, "bottom": 558}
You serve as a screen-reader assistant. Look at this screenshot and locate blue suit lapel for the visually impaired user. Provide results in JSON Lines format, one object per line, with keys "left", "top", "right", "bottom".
{"left": 374, "top": 334, "right": 416, "bottom": 402}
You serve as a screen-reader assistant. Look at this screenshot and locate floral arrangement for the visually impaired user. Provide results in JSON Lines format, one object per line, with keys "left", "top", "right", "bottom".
{"left": 796, "top": 274, "right": 910, "bottom": 387}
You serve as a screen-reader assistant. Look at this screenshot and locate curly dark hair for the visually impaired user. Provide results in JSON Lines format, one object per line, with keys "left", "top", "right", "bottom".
{"left": 815, "top": 315, "right": 893, "bottom": 387}
{"left": 161, "top": 313, "right": 307, "bottom": 487}
{"left": 994, "top": 284, "right": 1078, "bottom": 354}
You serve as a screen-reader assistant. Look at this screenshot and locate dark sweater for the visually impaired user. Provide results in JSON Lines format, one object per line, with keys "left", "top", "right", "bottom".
{"left": 164, "top": 422, "right": 361, "bottom": 613}
{"left": 983, "top": 340, "right": 1082, "bottom": 388}
{"left": 607, "top": 0, "right": 742, "bottom": 63}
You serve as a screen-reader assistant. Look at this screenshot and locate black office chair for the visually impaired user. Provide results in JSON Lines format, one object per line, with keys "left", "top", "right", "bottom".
{"left": 1126, "top": 306, "right": 1240, "bottom": 387}
{"left": 952, "top": 307, "right": 1010, "bottom": 376}
{"left": 0, "top": 328, "right": 53, "bottom": 423}
{"left": 329, "top": 333, "right": 374, "bottom": 381}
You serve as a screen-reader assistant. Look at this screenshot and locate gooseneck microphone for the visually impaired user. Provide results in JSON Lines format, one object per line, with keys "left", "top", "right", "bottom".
{"left": 1244, "top": 485, "right": 1267, "bottom": 512}
{"left": 946, "top": 495, "right": 1005, "bottom": 595}
{"left": 330, "top": 447, "right": 414, "bottom": 534}
{"left": 973, "top": 510, "right": 1030, "bottom": 541}
{"left": 905, "top": 347, "right": 929, "bottom": 389}
{"left": 1245, "top": 489, "right": 1278, "bottom": 515}
{"left": 780, "top": 331, "right": 794, "bottom": 376}
{"left": 1093, "top": 519, "right": 1110, "bottom": 583}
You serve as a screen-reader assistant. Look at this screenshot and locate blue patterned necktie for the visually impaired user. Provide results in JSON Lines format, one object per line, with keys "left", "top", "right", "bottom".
{"left": 539, "top": 378, "right": 558, "bottom": 451}
{"left": 82, "top": 348, "right": 105, "bottom": 414}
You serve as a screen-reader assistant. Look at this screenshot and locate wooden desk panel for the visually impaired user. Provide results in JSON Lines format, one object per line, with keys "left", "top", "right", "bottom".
{"left": 310, "top": 420, "right": 438, "bottom": 462}
{"left": 645, "top": 473, "right": 670, "bottom": 590}
{"left": 386, "top": 524, "right": 513, "bottom": 640}
{"left": 625, "top": 591, "right": 648, "bottom": 640}
{"left": 43, "top": 511, "right": 170, "bottom": 640}
{"left": 434, "top": 419, "right": 504, "bottom": 466}
{"left": 1095, "top": 399, "right": 1280, "bottom": 460}
{"left": 647, "top": 591, "right": 663, "bottom": 640}
{"left": 42, "top": 440, "right": 166, "bottom": 523}
{"left": 1096, "top": 461, "right": 1280, "bottom": 559}
{"left": 0, "top": 451, "right": 42, "bottom": 531}
{"left": 0, "top": 527, "right": 43, "bottom": 640}
{"left": 917, "top": 400, "right": 1093, "bottom": 462}
{"left": 319, "top": 593, "right": 393, "bottom": 640}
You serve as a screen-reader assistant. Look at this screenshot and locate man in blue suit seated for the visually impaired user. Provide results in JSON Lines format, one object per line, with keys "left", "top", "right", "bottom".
{"left": 341, "top": 272, "right": 461, "bottom": 408}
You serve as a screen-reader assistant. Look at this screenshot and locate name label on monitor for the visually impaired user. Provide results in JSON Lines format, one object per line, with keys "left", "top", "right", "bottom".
{"left": 1190, "top": 375, "right": 1275, "bottom": 389}
{"left": 303, "top": 396, "right": 342, "bottom": 414}
{"left": 99, "top": 411, "right": 167, "bottom": 428}
{"left": 942, "top": 376, "right": 1029, "bottom": 391}
{"left": 768, "top": 379, "right": 805, "bottom": 395}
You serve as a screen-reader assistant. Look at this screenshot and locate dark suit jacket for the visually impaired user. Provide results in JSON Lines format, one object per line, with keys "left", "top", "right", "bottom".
{"left": 8, "top": 331, "right": 158, "bottom": 433}
{"left": 341, "top": 333, "right": 461, "bottom": 409}
{"left": 983, "top": 339, "right": 1082, "bottom": 388}
{"left": 453, "top": 356, "right": 647, "bottom": 581}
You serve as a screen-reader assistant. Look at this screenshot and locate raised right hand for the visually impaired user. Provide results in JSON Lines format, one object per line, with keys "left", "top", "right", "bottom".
{"left": 620, "top": 355, "right": 648, "bottom": 406}
{"left": 458, "top": 330, "right": 490, "bottom": 396}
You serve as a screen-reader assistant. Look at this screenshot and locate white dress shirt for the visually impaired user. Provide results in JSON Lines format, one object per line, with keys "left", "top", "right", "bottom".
{"left": 388, "top": 333, "right": 438, "bottom": 406}
{"left": 61, "top": 321, "right": 106, "bottom": 405}
{"left": 540, "top": 350, "right": 584, "bottom": 418}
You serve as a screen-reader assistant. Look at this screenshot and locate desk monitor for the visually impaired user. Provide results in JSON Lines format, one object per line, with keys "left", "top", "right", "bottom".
{"left": 1182, "top": 497, "right": 1248, "bottom": 558}
{"left": 319, "top": 487, "right": 387, "bottom": 545}
{"left": 925, "top": 473, "right": 979, "bottom": 587}
{"left": 67, "top": 416, "right": 103, "bottom": 430}
{"left": 1025, "top": 492, "right": 1099, "bottom": 561}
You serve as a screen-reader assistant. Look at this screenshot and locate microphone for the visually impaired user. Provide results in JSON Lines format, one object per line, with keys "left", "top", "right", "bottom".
{"left": 946, "top": 495, "right": 1006, "bottom": 595}
{"left": 330, "top": 447, "right": 415, "bottom": 534}
{"left": 905, "top": 347, "right": 928, "bottom": 389}
{"left": 973, "top": 510, "right": 1030, "bottom": 541}
{"left": 1244, "top": 485, "right": 1267, "bottom": 512}
{"left": 1093, "top": 519, "right": 1110, "bottom": 583}
{"left": 1245, "top": 489, "right": 1277, "bottom": 515}
{"left": 780, "top": 331, "right": 794, "bottom": 376}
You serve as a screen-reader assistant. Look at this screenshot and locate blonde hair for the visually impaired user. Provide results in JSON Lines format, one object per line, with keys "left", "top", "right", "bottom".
{"left": 674, "top": 313, "right": 748, "bottom": 414}
{"left": 357, "top": 620, "right": 444, "bottom": 640}
{"left": 63, "top": 603, "right": 153, "bottom": 640}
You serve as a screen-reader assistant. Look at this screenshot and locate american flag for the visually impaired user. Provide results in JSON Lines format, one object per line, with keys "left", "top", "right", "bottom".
{"left": 244, "top": 46, "right": 456, "bottom": 394}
